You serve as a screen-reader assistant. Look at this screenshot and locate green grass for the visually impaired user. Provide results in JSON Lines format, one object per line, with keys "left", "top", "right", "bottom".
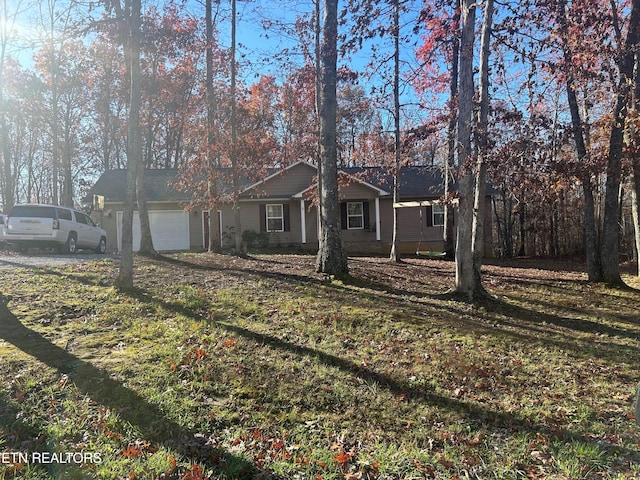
{"left": 0, "top": 254, "right": 639, "bottom": 479}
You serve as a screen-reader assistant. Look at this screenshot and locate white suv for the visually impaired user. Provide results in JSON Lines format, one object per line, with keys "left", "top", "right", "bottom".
{"left": 4, "top": 204, "right": 107, "bottom": 254}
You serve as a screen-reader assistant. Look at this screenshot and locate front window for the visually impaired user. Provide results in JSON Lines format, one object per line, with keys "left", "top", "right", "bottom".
{"left": 266, "top": 204, "right": 284, "bottom": 232}
{"left": 347, "top": 202, "right": 364, "bottom": 230}
{"left": 432, "top": 204, "right": 445, "bottom": 227}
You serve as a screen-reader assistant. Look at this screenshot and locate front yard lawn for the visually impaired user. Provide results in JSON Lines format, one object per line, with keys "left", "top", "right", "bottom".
{"left": 0, "top": 253, "right": 639, "bottom": 479}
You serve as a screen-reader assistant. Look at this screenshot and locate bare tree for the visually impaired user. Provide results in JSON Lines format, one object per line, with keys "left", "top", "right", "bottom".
{"left": 110, "top": 0, "right": 142, "bottom": 290}
{"left": 443, "top": 0, "right": 460, "bottom": 261}
{"left": 316, "top": 0, "right": 348, "bottom": 275}
{"left": 389, "top": 0, "right": 402, "bottom": 262}
{"left": 472, "top": 0, "right": 493, "bottom": 284}
{"left": 0, "top": 0, "right": 23, "bottom": 211}
{"left": 453, "top": 0, "right": 477, "bottom": 299}
{"left": 230, "top": 0, "right": 243, "bottom": 254}
{"left": 601, "top": 0, "right": 640, "bottom": 284}
{"left": 39, "top": 0, "right": 76, "bottom": 206}
{"left": 554, "top": 0, "right": 602, "bottom": 281}
{"left": 206, "top": 0, "right": 222, "bottom": 253}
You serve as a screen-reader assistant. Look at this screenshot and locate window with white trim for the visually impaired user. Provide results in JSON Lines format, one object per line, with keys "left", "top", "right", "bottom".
{"left": 347, "top": 202, "right": 364, "bottom": 229}
{"left": 432, "top": 204, "right": 445, "bottom": 227}
{"left": 266, "top": 204, "right": 284, "bottom": 232}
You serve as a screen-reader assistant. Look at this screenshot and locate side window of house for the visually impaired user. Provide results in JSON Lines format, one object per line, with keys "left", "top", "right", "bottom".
{"left": 266, "top": 204, "right": 284, "bottom": 232}
{"left": 347, "top": 202, "right": 364, "bottom": 229}
{"left": 341, "top": 201, "right": 370, "bottom": 230}
{"left": 259, "top": 204, "right": 290, "bottom": 233}
{"left": 432, "top": 204, "right": 445, "bottom": 227}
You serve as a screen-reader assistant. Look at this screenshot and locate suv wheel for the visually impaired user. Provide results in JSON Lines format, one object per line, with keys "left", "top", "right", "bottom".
{"left": 95, "top": 237, "right": 107, "bottom": 254}
{"left": 61, "top": 233, "right": 77, "bottom": 254}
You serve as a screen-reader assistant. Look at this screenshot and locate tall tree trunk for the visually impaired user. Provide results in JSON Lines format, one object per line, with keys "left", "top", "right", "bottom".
{"left": 137, "top": 119, "right": 155, "bottom": 255}
{"left": 230, "top": 0, "right": 243, "bottom": 255}
{"left": 601, "top": 0, "right": 640, "bottom": 284}
{"left": 136, "top": 164, "right": 155, "bottom": 255}
{"left": 0, "top": 94, "right": 12, "bottom": 210}
{"left": 389, "top": 0, "right": 401, "bottom": 262}
{"left": 444, "top": 0, "right": 460, "bottom": 261}
{"left": 454, "top": 0, "right": 477, "bottom": 299}
{"left": 503, "top": 196, "right": 514, "bottom": 257}
{"left": 115, "top": 0, "right": 142, "bottom": 291}
{"left": 206, "top": 0, "right": 221, "bottom": 253}
{"left": 51, "top": 53, "right": 60, "bottom": 205}
{"left": 556, "top": 0, "right": 602, "bottom": 281}
{"left": 0, "top": 0, "right": 15, "bottom": 211}
{"left": 50, "top": 55, "right": 60, "bottom": 205}
{"left": 635, "top": 383, "right": 640, "bottom": 427}
{"left": 315, "top": 0, "right": 323, "bottom": 244}
{"left": 45, "top": 0, "right": 62, "bottom": 205}
{"left": 61, "top": 113, "right": 73, "bottom": 207}
{"left": 316, "top": 0, "right": 348, "bottom": 275}
{"left": 518, "top": 200, "right": 526, "bottom": 256}
{"left": 630, "top": 54, "right": 640, "bottom": 276}
{"left": 472, "top": 0, "right": 493, "bottom": 286}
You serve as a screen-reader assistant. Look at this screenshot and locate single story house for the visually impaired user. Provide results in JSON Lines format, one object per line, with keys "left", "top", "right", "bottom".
{"left": 87, "top": 161, "right": 493, "bottom": 255}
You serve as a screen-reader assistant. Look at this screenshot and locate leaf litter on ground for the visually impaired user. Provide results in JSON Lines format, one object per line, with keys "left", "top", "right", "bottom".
{"left": 0, "top": 252, "right": 639, "bottom": 479}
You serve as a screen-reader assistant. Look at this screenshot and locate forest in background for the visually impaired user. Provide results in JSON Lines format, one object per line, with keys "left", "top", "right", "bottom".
{"left": 1, "top": 0, "right": 640, "bottom": 264}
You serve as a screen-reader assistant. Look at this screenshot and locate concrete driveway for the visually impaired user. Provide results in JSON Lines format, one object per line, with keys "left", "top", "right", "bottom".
{"left": 0, "top": 249, "right": 119, "bottom": 269}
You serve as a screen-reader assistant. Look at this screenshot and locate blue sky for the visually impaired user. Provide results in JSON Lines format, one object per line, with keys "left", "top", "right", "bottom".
{"left": 203, "top": 1, "right": 425, "bottom": 83}
{"left": 5, "top": 0, "right": 440, "bottom": 131}
{"left": 205, "top": 0, "right": 434, "bottom": 127}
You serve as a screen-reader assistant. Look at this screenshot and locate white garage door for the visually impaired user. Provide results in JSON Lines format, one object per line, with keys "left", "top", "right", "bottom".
{"left": 117, "top": 210, "right": 190, "bottom": 252}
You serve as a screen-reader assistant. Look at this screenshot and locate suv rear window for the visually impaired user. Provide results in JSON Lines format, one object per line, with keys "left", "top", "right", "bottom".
{"left": 57, "top": 208, "right": 72, "bottom": 221}
{"left": 9, "top": 206, "right": 57, "bottom": 219}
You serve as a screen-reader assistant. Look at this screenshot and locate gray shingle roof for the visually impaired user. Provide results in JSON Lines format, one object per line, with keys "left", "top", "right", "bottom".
{"left": 88, "top": 165, "right": 450, "bottom": 202}
{"left": 87, "top": 169, "right": 189, "bottom": 202}
{"left": 344, "top": 166, "right": 446, "bottom": 199}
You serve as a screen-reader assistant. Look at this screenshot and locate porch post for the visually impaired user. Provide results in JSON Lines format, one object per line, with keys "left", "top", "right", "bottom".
{"left": 300, "top": 200, "right": 307, "bottom": 244}
{"left": 375, "top": 197, "right": 381, "bottom": 241}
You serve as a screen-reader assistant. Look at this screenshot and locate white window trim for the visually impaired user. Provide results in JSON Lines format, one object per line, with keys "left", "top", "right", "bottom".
{"left": 347, "top": 201, "right": 364, "bottom": 230}
{"left": 432, "top": 204, "right": 445, "bottom": 227}
{"left": 266, "top": 204, "right": 285, "bottom": 232}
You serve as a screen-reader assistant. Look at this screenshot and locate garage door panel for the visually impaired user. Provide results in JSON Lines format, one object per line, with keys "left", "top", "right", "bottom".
{"left": 117, "top": 211, "right": 190, "bottom": 252}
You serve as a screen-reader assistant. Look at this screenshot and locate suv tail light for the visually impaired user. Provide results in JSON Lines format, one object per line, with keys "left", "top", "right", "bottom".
{"left": 53, "top": 219, "right": 59, "bottom": 230}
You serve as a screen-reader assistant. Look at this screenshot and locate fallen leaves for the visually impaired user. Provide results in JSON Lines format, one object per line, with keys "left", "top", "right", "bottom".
{"left": 2, "top": 254, "right": 640, "bottom": 479}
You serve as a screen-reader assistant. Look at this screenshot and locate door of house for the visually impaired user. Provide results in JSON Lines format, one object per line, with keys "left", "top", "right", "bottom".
{"left": 203, "top": 210, "right": 222, "bottom": 248}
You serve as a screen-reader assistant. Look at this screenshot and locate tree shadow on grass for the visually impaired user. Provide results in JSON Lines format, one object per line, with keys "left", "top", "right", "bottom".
{"left": 152, "top": 253, "right": 452, "bottom": 301}
{"left": 4, "top": 260, "right": 640, "bottom": 476}
{"left": 146, "top": 253, "right": 640, "bottom": 367}
{"left": 121, "top": 287, "right": 640, "bottom": 466}
{"left": 482, "top": 295, "right": 640, "bottom": 343}
{"left": 0, "top": 295, "right": 258, "bottom": 479}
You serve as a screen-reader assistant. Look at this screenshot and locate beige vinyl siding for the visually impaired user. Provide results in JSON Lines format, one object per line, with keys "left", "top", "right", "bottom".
{"left": 243, "top": 163, "right": 317, "bottom": 198}
{"left": 304, "top": 203, "right": 318, "bottom": 246}
{"left": 92, "top": 206, "right": 119, "bottom": 253}
{"left": 378, "top": 199, "right": 394, "bottom": 243}
{"left": 189, "top": 213, "right": 204, "bottom": 250}
{"left": 222, "top": 201, "right": 305, "bottom": 247}
{"left": 340, "top": 183, "right": 378, "bottom": 200}
{"left": 378, "top": 198, "right": 444, "bottom": 243}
